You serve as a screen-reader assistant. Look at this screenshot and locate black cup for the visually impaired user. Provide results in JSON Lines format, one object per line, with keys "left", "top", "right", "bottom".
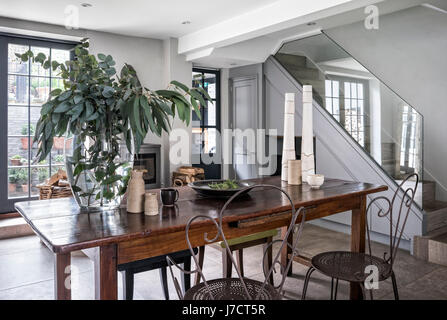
{"left": 160, "top": 188, "right": 179, "bottom": 206}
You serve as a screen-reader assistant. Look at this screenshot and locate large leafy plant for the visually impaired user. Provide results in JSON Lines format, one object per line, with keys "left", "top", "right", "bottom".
{"left": 16, "top": 39, "right": 211, "bottom": 204}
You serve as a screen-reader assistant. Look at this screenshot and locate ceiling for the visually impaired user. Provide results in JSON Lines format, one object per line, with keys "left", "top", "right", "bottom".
{"left": 0, "top": 0, "right": 278, "bottom": 39}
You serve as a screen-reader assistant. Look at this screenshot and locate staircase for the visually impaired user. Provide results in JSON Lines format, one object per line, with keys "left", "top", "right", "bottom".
{"left": 269, "top": 32, "right": 447, "bottom": 259}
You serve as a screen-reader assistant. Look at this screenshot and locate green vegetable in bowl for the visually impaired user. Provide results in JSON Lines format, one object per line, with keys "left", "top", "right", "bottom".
{"left": 208, "top": 179, "right": 239, "bottom": 190}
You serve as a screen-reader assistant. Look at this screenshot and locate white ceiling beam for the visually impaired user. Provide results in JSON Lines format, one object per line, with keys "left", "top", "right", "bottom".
{"left": 178, "top": 0, "right": 384, "bottom": 54}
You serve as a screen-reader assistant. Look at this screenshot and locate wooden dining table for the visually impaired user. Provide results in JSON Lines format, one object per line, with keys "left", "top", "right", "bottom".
{"left": 15, "top": 176, "right": 386, "bottom": 300}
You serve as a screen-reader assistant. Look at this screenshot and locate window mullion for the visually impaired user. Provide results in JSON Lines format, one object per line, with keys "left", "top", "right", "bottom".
{"left": 27, "top": 45, "right": 31, "bottom": 197}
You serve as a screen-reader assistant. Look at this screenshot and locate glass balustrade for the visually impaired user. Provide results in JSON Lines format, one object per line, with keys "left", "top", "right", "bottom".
{"left": 275, "top": 33, "right": 424, "bottom": 208}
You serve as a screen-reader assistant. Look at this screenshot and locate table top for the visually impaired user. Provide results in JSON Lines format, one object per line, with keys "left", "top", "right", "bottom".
{"left": 15, "top": 176, "right": 387, "bottom": 253}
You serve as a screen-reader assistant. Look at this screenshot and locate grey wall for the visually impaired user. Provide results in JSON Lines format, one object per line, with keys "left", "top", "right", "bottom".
{"left": 0, "top": 18, "right": 192, "bottom": 187}
{"left": 325, "top": 5, "right": 447, "bottom": 200}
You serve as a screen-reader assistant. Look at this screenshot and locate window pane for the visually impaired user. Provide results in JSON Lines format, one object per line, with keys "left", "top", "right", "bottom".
{"left": 332, "top": 81, "right": 339, "bottom": 98}
{"left": 51, "top": 78, "right": 65, "bottom": 92}
{"left": 359, "top": 115, "right": 364, "bottom": 128}
{"left": 205, "top": 101, "right": 216, "bottom": 126}
{"left": 325, "top": 97, "right": 332, "bottom": 113}
{"left": 192, "top": 72, "right": 202, "bottom": 88}
{"left": 8, "top": 106, "right": 28, "bottom": 137}
{"left": 30, "top": 107, "right": 42, "bottom": 131}
{"left": 345, "top": 98, "right": 351, "bottom": 112}
{"left": 358, "top": 100, "right": 364, "bottom": 115}
{"left": 8, "top": 44, "right": 29, "bottom": 75}
{"left": 30, "top": 77, "right": 50, "bottom": 106}
{"left": 203, "top": 128, "right": 217, "bottom": 154}
{"left": 191, "top": 127, "right": 202, "bottom": 155}
{"left": 51, "top": 49, "right": 70, "bottom": 77}
{"left": 204, "top": 73, "right": 216, "bottom": 99}
{"left": 351, "top": 82, "right": 357, "bottom": 99}
{"left": 31, "top": 166, "right": 49, "bottom": 196}
{"left": 357, "top": 83, "right": 364, "bottom": 99}
{"left": 344, "top": 82, "right": 350, "bottom": 98}
{"left": 8, "top": 137, "right": 29, "bottom": 163}
{"left": 8, "top": 168, "right": 29, "bottom": 198}
{"left": 31, "top": 47, "right": 50, "bottom": 76}
{"left": 351, "top": 99, "right": 357, "bottom": 115}
{"left": 8, "top": 75, "right": 29, "bottom": 105}
{"left": 325, "top": 80, "right": 331, "bottom": 97}
{"left": 333, "top": 98, "right": 340, "bottom": 116}
{"left": 358, "top": 131, "right": 365, "bottom": 146}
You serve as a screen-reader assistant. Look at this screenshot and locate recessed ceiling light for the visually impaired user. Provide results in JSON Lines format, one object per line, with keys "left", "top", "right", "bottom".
{"left": 307, "top": 22, "right": 316, "bottom": 26}
{"left": 81, "top": 3, "right": 92, "bottom": 7}
{"left": 181, "top": 21, "right": 191, "bottom": 25}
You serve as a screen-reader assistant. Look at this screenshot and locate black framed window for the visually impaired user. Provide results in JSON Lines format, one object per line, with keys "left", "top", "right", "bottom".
{"left": 0, "top": 34, "right": 76, "bottom": 213}
{"left": 191, "top": 68, "right": 221, "bottom": 179}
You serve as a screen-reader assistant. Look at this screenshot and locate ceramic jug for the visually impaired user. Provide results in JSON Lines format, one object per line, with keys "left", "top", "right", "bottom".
{"left": 126, "top": 169, "right": 146, "bottom": 213}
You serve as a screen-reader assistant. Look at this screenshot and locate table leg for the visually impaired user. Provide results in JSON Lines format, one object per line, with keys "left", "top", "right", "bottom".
{"left": 54, "top": 252, "right": 71, "bottom": 300}
{"left": 350, "top": 195, "right": 367, "bottom": 300}
{"left": 94, "top": 244, "right": 118, "bottom": 300}
{"left": 280, "top": 226, "right": 293, "bottom": 276}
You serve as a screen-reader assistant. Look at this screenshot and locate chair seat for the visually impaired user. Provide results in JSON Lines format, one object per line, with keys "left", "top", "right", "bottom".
{"left": 311, "top": 251, "right": 392, "bottom": 283}
{"left": 184, "top": 278, "right": 281, "bottom": 300}
{"left": 220, "top": 229, "right": 278, "bottom": 248}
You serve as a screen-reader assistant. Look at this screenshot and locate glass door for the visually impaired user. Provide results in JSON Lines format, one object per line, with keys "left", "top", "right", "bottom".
{"left": 191, "top": 68, "right": 221, "bottom": 179}
{"left": 0, "top": 35, "right": 75, "bottom": 213}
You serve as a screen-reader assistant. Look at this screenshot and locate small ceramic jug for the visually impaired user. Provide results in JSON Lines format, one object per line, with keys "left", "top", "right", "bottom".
{"left": 144, "top": 192, "right": 159, "bottom": 216}
{"left": 127, "top": 169, "right": 146, "bottom": 213}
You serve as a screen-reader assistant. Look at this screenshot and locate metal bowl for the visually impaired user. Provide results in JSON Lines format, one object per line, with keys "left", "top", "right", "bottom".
{"left": 188, "top": 180, "right": 256, "bottom": 198}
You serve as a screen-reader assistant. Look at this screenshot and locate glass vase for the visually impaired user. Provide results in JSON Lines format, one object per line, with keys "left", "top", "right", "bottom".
{"left": 64, "top": 133, "right": 133, "bottom": 211}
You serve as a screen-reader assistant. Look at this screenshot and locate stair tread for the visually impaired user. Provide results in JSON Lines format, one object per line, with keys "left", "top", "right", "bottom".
{"left": 424, "top": 200, "right": 447, "bottom": 212}
{"left": 0, "top": 217, "right": 27, "bottom": 228}
{"left": 432, "top": 233, "right": 447, "bottom": 244}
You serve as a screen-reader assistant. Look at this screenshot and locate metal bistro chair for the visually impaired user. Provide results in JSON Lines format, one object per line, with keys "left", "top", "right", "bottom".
{"left": 302, "top": 173, "right": 419, "bottom": 300}
{"left": 166, "top": 184, "right": 307, "bottom": 300}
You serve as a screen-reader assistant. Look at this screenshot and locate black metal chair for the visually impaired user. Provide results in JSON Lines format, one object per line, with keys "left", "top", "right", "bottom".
{"left": 301, "top": 173, "right": 419, "bottom": 300}
{"left": 166, "top": 184, "right": 307, "bottom": 300}
{"left": 118, "top": 247, "right": 205, "bottom": 300}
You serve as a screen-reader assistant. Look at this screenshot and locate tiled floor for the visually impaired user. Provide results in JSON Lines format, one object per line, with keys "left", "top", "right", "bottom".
{"left": 0, "top": 224, "right": 446, "bottom": 300}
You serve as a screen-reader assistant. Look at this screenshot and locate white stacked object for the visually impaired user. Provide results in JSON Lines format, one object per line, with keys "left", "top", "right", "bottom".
{"left": 301, "top": 85, "right": 315, "bottom": 182}
{"left": 281, "top": 93, "right": 296, "bottom": 181}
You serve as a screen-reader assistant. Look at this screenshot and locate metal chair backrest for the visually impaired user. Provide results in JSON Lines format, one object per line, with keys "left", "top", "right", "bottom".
{"left": 166, "top": 184, "right": 306, "bottom": 300}
{"left": 366, "top": 173, "right": 419, "bottom": 267}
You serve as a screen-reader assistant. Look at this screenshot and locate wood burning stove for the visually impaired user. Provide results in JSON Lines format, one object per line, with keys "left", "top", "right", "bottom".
{"left": 133, "top": 143, "right": 161, "bottom": 189}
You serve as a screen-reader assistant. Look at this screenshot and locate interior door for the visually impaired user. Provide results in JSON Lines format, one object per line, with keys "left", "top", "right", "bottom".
{"left": 231, "top": 76, "right": 257, "bottom": 180}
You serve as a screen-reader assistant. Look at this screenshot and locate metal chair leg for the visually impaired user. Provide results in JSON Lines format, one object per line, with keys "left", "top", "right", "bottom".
{"left": 122, "top": 270, "right": 134, "bottom": 300}
{"left": 391, "top": 272, "right": 399, "bottom": 300}
{"left": 359, "top": 282, "right": 366, "bottom": 300}
{"left": 301, "top": 266, "right": 316, "bottom": 300}
{"left": 159, "top": 266, "right": 169, "bottom": 300}
{"left": 330, "top": 277, "right": 334, "bottom": 300}
{"left": 334, "top": 278, "right": 339, "bottom": 300}
{"left": 194, "top": 246, "right": 205, "bottom": 285}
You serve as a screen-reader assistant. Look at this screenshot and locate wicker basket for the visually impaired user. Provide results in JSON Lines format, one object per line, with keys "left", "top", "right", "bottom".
{"left": 37, "top": 185, "right": 73, "bottom": 200}
{"left": 37, "top": 169, "right": 73, "bottom": 200}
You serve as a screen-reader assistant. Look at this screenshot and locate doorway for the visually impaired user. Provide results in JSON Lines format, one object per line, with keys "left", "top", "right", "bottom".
{"left": 0, "top": 35, "right": 76, "bottom": 213}
{"left": 191, "top": 68, "right": 221, "bottom": 179}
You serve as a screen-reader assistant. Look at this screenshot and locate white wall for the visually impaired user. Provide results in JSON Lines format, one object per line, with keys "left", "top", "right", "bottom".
{"left": 162, "top": 38, "right": 193, "bottom": 186}
{"left": 325, "top": 5, "right": 447, "bottom": 200}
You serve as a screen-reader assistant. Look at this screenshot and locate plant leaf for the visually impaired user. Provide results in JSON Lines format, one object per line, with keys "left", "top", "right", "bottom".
{"left": 170, "top": 80, "right": 189, "bottom": 92}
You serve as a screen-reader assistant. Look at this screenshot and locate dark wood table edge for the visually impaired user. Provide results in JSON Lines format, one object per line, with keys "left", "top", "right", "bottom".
{"left": 14, "top": 184, "right": 387, "bottom": 255}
